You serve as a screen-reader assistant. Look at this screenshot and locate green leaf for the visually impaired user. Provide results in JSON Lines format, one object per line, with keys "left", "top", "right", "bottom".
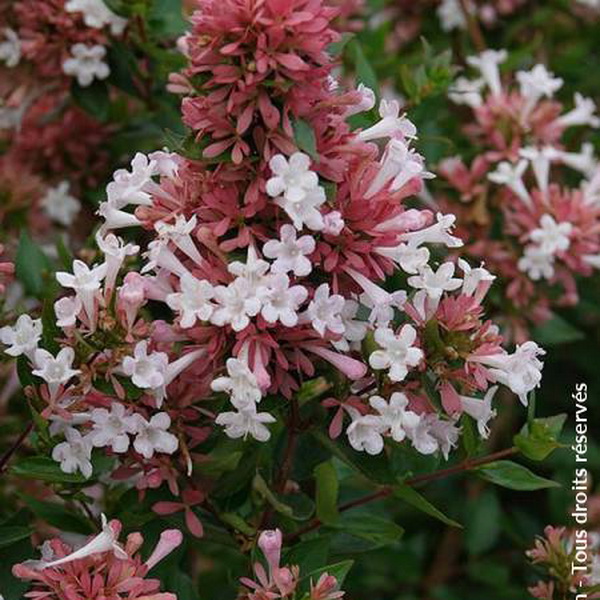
{"left": 252, "top": 473, "right": 293, "bottom": 517}
{"left": 0, "top": 526, "right": 32, "bottom": 549}
{"left": 393, "top": 485, "right": 462, "bottom": 528}
{"left": 10, "top": 456, "right": 87, "bottom": 484}
{"left": 331, "top": 514, "right": 403, "bottom": 547}
{"left": 464, "top": 489, "right": 501, "bottom": 555}
{"left": 18, "top": 494, "right": 93, "bottom": 535}
{"left": 292, "top": 119, "right": 318, "bottom": 159}
{"left": 17, "top": 356, "right": 37, "bottom": 389}
{"left": 148, "top": 0, "right": 187, "bottom": 37}
{"left": 349, "top": 40, "right": 379, "bottom": 97}
{"left": 532, "top": 314, "right": 584, "bottom": 346}
{"left": 514, "top": 414, "right": 567, "bottom": 461}
{"left": 15, "top": 231, "right": 52, "bottom": 297}
{"left": 300, "top": 560, "right": 354, "bottom": 590}
{"left": 475, "top": 460, "right": 560, "bottom": 491}
{"left": 314, "top": 461, "right": 339, "bottom": 525}
{"left": 71, "top": 80, "right": 110, "bottom": 121}
{"left": 283, "top": 537, "right": 330, "bottom": 577}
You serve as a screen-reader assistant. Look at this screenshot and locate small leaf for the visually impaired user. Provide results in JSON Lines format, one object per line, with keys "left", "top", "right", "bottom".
{"left": 475, "top": 460, "right": 560, "bottom": 491}
{"left": 0, "top": 526, "right": 32, "bottom": 549}
{"left": 464, "top": 489, "right": 501, "bottom": 555}
{"left": 71, "top": 80, "right": 110, "bottom": 121}
{"left": 10, "top": 456, "right": 87, "bottom": 484}
{"left": 331, "top": 514, "right": 404, "bottom": 547}
{"left": 350, "top": 39, "right": 379, "bottom": 97}
{"left": 15, "top": 232, "right": 52, "bottom": 297}
{"left": 292, "top": 119, "right": 318, "bottom": 159}
{"left": 532, "top": 314, "right": 584, "bottom": 346}
{"left": 514, "top": 414, "right": 567, "bottom": 461}
{"left": 314, "top": 461, "right": 339, "bottom": 525}
{"left": 393, "top": 485, "right": 462, "bottom": 528}
{"left": 300, "top": 560, "right": 354, "bottom": 591}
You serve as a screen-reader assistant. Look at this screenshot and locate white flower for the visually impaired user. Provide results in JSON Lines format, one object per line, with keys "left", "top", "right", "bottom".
{"left": 259, "top": 273, "right": 307, "bottom": 327}
{"left": 369, "top": 392, "right": 421, "bottom": 443}
{"left": 400, "top": 213, "right": 463, "bottom": 248}
{"left": 148, "top": 149, "right": 180, "bottom": 177}
{"left": 40, "top": 181, "right": 81, "bottom": 227}
{"left": 471, "top": 342, "right": 545, "bottom": 405}
{"left": 212, "top": 278, "right": 262, "bottom": 332}
{"left": 56, "top": 260, "right": 107, "bottom": 325}
{"left": 166, "top": 273, "right": 215, "bottom": 328}
{"left": 216, "top": 405, "right": 276, "bottom": 442}
{"left": 0, "top": 314, "right": 42, "bottom": 358}
{"left": 518, "top": 245, "right": 555, "bottom": 280}
{"left": 346, "top": 83, "right": 376, "bottom": 116}
{"left": 457, "top": 258, "right": 496, "bottom": 297}
{"left": 155, "top": 214, "right": 203, "bottom": 266}
{"left": 306, "top": 283, "right": 345, "bottom": 336}
{"left": 89, "top": 403, "right": 138, "bottom": 453}
{"left": 369, "top": 325, "right": 423, "bottom": 382}
{"left": 33, "top": 347, "right": 80, "bottom": 399}
{"left": 553, "top": 143, "right": 597, "bottom": 177}
{"left": 106, "top": 153, "right": 155, "bottom": 209}
{"left": 62, "top": 44, "right": 110, "bottom": 87}
{"left": 263, "top": 224, "right": 315, "bottom": 276}
{"left": 54, "top": 296, "right": 82, "bottom": 328}
{"left": 517, "top": 64, "right": 563, "bottom": 104}
{"left": 121, "top": 341, "right": 168, "bottom": 392}
{"left": 460, "top": 386, "right": 498, "bottom": 439}
{"left": 427, "top": 415, "right": 461, "bottom": 460}
{"left": 488, "top": 160, "right": 531, "bottom": 205}
{"left": 437, "top": 0, "right": 469, "bottom": 31}
{"left": 266, "top": 153, "right": 319, "bottom": 203}
{"left": 557, "top": 93, "right": 600, "bottom": 128}
{"left": 211, "top": 357, "right": 262, "bottom": 409}
{"left": 358, "top": 99, "right": 417, "bottom": 142}
{"left": 97, "top": 202, "right": 142, "bottom": 230}
{"left": 406, "top": 417, "right": 439, "bottom": 455}
{"left": 376, "top": 241, "right": 430, "bottom": 274}
{"left": 274, "top": 186, "right": 326, "bottom": 231}
{"left": 322, "top": 211, "right": 345, "bottom": 235}
{"left": 95, "top": 231, "right": 139, "bottom": 293}
{"left": 466, "top": 49, "right": 508, "bottom": 96}
{"left": 0, "top": 28, "right": 21, "bottom": 68}
{"left": 407, "top": 262, "right": 462, "bottom": 300}
{"left": 228, "top": 246, "right": 271, "bottom": 294}
{"left": 529, "top": 214, "right": 572, "bottom": 255}
{"left": 346, "top": 413, "right": 386, "bottom": 455}
{"left": 142, "top": 239, "right": 190, "bottom": 278}
{"left": 65, "top": 0, "right": 127, "bottom": 35}
{"left": 133, "top": 412, "right": 179, "bottom": 458}
{"left": 336, "top": 299, "right": 368, "bottom": 349}
{"left": 448, "top": 77, "right": 484, "bottom": 108}
{"left": 52, "top": 428, "right": 93, "bottom": 478}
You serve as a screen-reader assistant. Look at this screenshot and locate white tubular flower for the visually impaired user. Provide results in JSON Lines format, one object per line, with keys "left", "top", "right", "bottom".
{"left": 375, "top": 242, "right": 430, "bottom": 274}
{"left": 97, "top": 202, "right": 142, "bottom": 231}
{"left": 400, "top": 213, "right": 463, "bottom": 248}
{"left": 322, "top": 211, "right": 345, "bottom": 235}
{"left": 0, "top": 314, "right": 42, "bottom": 358}
{"left": 51, "top": 428, "right": 93, "bottom": 479}
{"left": 41, "top": 182, "right": 81, "bottom": 227}
{"left": 212, "top": 278, "right": 262, "bottom": 332}
{"left": 406, "top": 417, "right": 439, "bottom": 455}
{"left": 62, "top": 44, "right": 110, "bottom": 87}
{"left": 211, "top": 357, "right": 262, "bottom": 409}
{"left": 106, "top": 153, "right": 156, "bottom": 209}
{"left": 155, "top": 214, "right": 203, "bottom": 266}
{"left": 407, "top": 262, "right": 462, "bottom": 300}
{"left": 437, "top": 0, "right": 469, "bottom": 31}
{"left": 274, "top": 186, "right": 326, "bottom": 231}
{"left": 458, "top": 258, "right": 496, "bottom": 298}
{"left": 369, "top": 392, "right": 421, "bottom": 443}
{"left": 166, "top": 273, "right": 215, "bottom": 328}
{"left": 89, "top": 403, "right": 138, "bottom": 453}
{"left": 466, "top": 49, "right": 508, "bottom": 97}
{"left": 121, "top": 341, "right": 168, "bottom": 392}
{"left": 216, "top": 404, "right": 276, "bottom": 442}
{"left": 65, "top": 0, "right": 127, "bottom": 35}
{"left": 306, "top": 283, "right": 345, "bottom": 336}
{"left": 266, "top": 153, "right": 319, "bottom": 203}
{"left": 518, "top": 245, "right": 555, "bottom": 280}
{"left": 259, "top": 274, "right": 308, "bottom": 327}
{"left": 369, "top": 325, "right": 423, "bottom": 382}
{"left": 366, "top": 138, "right": 410, "bottom": 198}
{"left": 132, "top": 412, "right": 179, "bottom": 458}
{"left": 519, "top": 146, "right": 557, "bottom": 194}
{"left": 448, "top": 77, "right": 484, "bottom": 108}
{"left": 95, "top": 231, "right": 139, "bottom": 293}
{"left": 488, "top": 160, "right": 531, "bottom": 206}
{"left": 263, "top": 224, "right": 315, "bottom": 276}
{"left": 427, "top": 415, "right": 460, "bottom": 460}
{"left": 143, "top": 239, "right": 191, "bottom": 279}
{"left": 0, "top": 27, "right": 21, "bottom": 68}
{"left": 357, "top": 99, "right": 417, "bottom": 142}
{"left": 33, "top": 348, "right": 80, "bottom": 400}
{"left": 553, "top": 143, "right": 597, "bottom": 177}
{"left": 338, "top": 299, "right": 368, "bottom": 346}
{"left": 557, "top": 93, "right": 600, "bottom": 128}
{"left": 460, "top": 386, "right": 498, "bottom": 439}
{"left": 56, "top": 260, "right": 107, "bottom": 327}
{"left": 54, "top": 296, "right": 82, "bottom": 328}
{"left": 346, "top": 411, "right": 386, "bottom": 455}
{"left": 228, "top": 246, "right": 271, "bottom": 293}
{"left": 471, "top": 342, "right": 545, "bottom": 406}
{"left": 346, "top": 83, "right": 376, "bottom": 117}
{"left": 517, "top": 64, "right": 563, "bottom": 119}
{"left": 148, "top": 149, "right": 180, "bottom": 177}
{"left": 529, "top": 214, "right": 572, "bottom": 255}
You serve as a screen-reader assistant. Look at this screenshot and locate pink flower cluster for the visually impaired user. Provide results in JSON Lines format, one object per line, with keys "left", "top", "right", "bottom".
{"left": 12, "top": 515, "right": 182, "bottom": 600}
{"left": 1, "top": 0, "right": 544, "bottom": 523}
{"left": 439, "top": 50, "right": 600, "bottom": 338}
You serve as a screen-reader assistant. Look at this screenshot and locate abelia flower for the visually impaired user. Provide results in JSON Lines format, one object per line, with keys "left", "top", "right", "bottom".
{"left": 369, "top": 325, "right": 423, "bottom": 382}
{"left": 466, "top": 49, "right": 508, "bottom": 96}
{"left": 306, "top": 284, "right": 345, "bottom": 336}
{"left": 407, "top": 263, "right": 462, "bottom": 300}
{"left": 211, "top": 357, "right": 262, "bottom": 409}
{"left": 263, "top": 225, "right": 316, "bottom": 277}
{"left": 0, "top": 27, "right": 21, "bottom": 68}
{"left": 133, "top": 412, "right": 179, "bottom": 459}
{"left": 40, "top": 181, "right": 81, "bottom": 227}
{"left": 166, "top": 273, "right": 215, "bottom": 328}
{"left": 529, "top": 214, "right": 573, "bottom": 255}
{"left": 369, "top": 392, "right": 421, "bottom": 443}
{"left": 346, "top": 412, "right": 386, "bottom": 455}
{"left": 215, "top": 405, "right": 276, "bottom": 442}
{"left": 33, "top": 347, "right": 80, "bottom": 400}
{"left": 65, "top": 0, "right": 128, "bottom": 35}
{"left": 62, "top": 43, "right": 110, "bottom": 87}
{"left": 121, "top": 341, "right": 169, "bottom": 393}
{"left": 259, "top": 274, "right": 308, "bottom": 327}
{"left": 0, "top": 314, "right": 42, "bottom": 358}
{"left": 52, "top": 427, "right": 93, "bottom": 478}
{"left": 459, "top": 386, "right": 498, "bottom": 438}
{"left": 89, "top": 403, "right": 139, "bottom": 453}
{"left": 266, "top": 153, "right": 319, "bottom": 203}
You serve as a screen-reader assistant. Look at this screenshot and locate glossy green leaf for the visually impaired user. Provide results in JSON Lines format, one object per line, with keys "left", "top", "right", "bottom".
{"left": 393, "top": 485, "right": 462, "bottom": 528}
{"left": 314, "top": 461, "right": 339, "bottom": 525}
{"left": 475, "top": 461, "right": 560, "bottom": 491}
{"left": 292, "top": 119, "right": 318, "bottom": 159}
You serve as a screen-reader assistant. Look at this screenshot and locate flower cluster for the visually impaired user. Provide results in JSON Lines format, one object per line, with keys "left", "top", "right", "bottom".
{"left": 1, "top": 0, "right": 545, "bottom": 528}
{"left": 439, "top": 50, "right": 600, "bottom": 338}
{"left": 240, "top": 529, "right": 345, "bottom": 600}
{"left": 12, "top": 515, "right": 182, "bottom": 600}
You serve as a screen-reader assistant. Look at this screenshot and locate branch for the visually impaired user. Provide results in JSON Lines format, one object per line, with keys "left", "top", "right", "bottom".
{"left": 284, "top": 446, "right": 518, "bottom": 543}
{"left": 0, "top": 421, "right": 33, "bottom": 474}
{"left": 458, "top": 0, "right": 487, "bottom": 53}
